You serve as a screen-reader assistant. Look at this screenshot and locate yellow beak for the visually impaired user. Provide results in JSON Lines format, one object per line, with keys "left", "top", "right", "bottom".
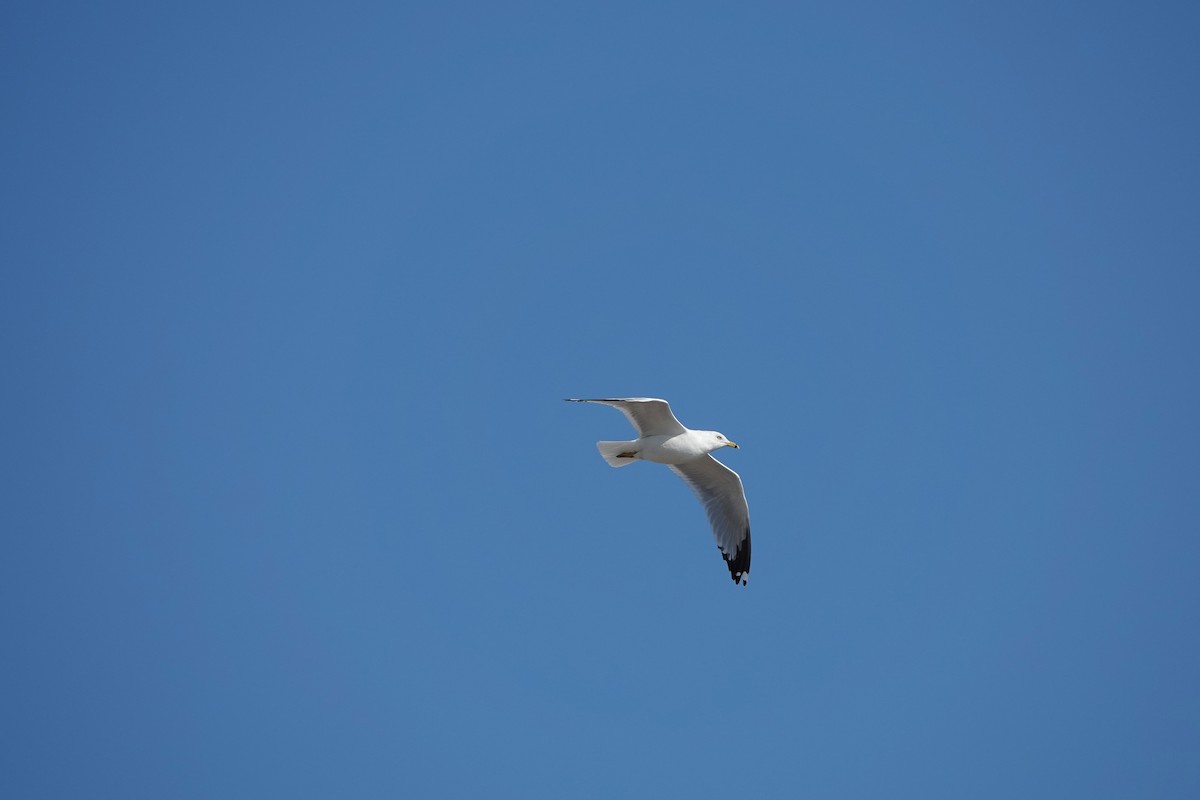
{"left": 726, "top": 441, "right": 739, "bottom": 448}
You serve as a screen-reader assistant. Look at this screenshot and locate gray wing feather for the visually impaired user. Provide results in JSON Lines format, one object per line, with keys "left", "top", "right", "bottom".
{"left": 565, "top": 398, "right": 687, "bottom": 437}
{"left": 669, "top": 455, "right": 751, "bottom": 585}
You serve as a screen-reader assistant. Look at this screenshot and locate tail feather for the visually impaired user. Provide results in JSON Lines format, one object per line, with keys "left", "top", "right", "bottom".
{"left": 596, "top": 440, "right": 639, "bottom": 468}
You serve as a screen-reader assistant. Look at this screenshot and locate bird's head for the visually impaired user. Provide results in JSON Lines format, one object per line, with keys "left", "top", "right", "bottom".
{"left": 707, "top": 431, "right": 739, "bottom": 451}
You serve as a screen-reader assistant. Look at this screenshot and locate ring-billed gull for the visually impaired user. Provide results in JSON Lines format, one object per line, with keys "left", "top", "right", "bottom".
{"left": 566, "top": 397, "right": 751, "bottom": 586}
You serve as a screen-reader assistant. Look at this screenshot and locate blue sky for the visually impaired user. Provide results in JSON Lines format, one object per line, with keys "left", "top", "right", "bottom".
{"left": 3, "top": 1, "right": 1199, "bottom": 797}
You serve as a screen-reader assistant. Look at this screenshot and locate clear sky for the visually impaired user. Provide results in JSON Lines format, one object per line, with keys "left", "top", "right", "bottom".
{"left": 3, "top": 2, "right": 1199, "bottom": 797}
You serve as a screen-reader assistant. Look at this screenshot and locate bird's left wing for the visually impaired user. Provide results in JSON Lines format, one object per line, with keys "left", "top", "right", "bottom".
{"left": 565, "top": 398, "right": 687, "bottom": 437}
{"left": 669, "top": 455, "right": 751, "bottom": 585}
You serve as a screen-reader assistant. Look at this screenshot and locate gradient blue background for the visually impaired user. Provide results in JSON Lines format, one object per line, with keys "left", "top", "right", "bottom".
{"left": 3, "top": 2, "right": 1199, "bottom": 797}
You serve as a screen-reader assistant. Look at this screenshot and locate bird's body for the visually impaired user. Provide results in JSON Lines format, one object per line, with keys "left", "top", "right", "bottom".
{"left": 566, "top": 397, "right": 751, "bottom": 586}
{"left": 628, "top": 431, "right": 725, "bottom": 465}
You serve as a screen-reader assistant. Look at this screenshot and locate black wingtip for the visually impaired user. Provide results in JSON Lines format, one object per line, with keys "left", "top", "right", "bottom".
{"left": 721, "top": 526, "right": 751, "bottom": 587}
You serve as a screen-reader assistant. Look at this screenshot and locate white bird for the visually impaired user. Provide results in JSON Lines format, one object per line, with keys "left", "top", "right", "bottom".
{"left": 566, "top": 397, "right": 751, "bottom": 585}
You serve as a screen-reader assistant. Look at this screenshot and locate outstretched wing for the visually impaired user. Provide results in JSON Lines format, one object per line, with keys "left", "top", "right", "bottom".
{"left": 669, "top": 455, "right": 751, "bottom": 586}
{"left": 565, "top": 398, "right": 687, "bottom": 437}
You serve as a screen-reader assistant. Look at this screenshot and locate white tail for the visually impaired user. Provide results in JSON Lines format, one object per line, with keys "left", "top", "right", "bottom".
{"left": 596, "top": 440, "right": 639, "bottom": 468}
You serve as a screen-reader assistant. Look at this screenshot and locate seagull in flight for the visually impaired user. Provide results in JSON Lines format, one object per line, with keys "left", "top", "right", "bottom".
{"left": 566, "top": 397, "right": 751, "bottom": 585}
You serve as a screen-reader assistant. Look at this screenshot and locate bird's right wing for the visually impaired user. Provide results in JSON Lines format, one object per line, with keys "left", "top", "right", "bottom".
{"left": 565, "top": 398, "right": 687, "bottom": 437}
{"left": 669, "top": 455, "right": 751, "bottom": 586}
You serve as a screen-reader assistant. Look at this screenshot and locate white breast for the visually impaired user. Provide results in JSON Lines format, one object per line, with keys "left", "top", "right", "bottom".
{"left": 635, "top": 432, "right": 713, "bottom": 465}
